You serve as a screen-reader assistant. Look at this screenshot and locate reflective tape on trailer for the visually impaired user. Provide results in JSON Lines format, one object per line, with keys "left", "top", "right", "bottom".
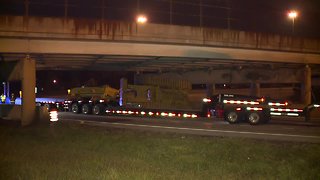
{"left": 105, "top": 109, "right": 198, "bottom": 119}
{"left": 270, "top": 112, "right": 300, "bottom": 117}
{"left": 270, "top": 108, "right": 303, "bottom": 112}
{"left": 246, "top": 107, "right": 263, "bottom": 111}
{"left": 287, "top": 113, "right": 299, "bottom": 116}
{"left": 268, "top": 102, "right": 288, "bottom": 106}
{"left": 223, "top": 100, "right": 259, "bottom": 105}
{"left": 270, "top": 112, "right": 282, "bottom": 116}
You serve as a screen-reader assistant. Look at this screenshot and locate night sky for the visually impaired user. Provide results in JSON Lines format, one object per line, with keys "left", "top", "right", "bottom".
{"left": 0, "top": 0, "right": 319, "bottom": 37}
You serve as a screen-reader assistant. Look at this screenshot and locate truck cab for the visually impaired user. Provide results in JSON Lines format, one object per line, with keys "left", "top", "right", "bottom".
{"left": 202, "top": 94, "right": 271, "bottom": 125}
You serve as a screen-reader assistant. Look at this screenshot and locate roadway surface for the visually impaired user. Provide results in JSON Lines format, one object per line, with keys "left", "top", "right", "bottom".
{"left": 58, "top": 112, "right": 320, "bottom": 143}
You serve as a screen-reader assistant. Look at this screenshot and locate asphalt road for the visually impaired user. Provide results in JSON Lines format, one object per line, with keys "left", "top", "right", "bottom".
{"left": 58, "top": 112, "right": 320, "bottom": 143}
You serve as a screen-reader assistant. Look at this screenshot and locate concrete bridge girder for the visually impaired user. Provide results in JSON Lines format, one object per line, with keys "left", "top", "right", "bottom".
{"left": 1, "top": 38, "right": 320, "bottom": 65}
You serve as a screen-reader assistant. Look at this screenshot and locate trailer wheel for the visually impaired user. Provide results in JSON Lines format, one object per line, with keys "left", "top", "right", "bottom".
{"left": 71, "top": 103, "right": 81, "bottom": 114}
{"left": 225, "top": 111, "right": 239, "bottom": 124}
{"left": 248, "top": 112, "right": 261, "bottom": 125}
{"left": 82, "top": 104, "right": 92, "bottom": 114}
{"left": 93, "top": 104, "right": 105, "bottom": 115}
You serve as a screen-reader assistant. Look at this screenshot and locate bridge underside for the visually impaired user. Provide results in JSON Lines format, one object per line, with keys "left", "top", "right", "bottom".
{"left": 1, "top": 40, "right": 317, "bottom": 106}
{"left": 1, "top": 39, "right": 320, "bottom": 74}
{"left": 1, "top": 53, "right": 313, "bottom": 73}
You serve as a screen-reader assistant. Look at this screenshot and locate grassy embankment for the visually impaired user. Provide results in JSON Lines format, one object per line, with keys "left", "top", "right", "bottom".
{"left": 0, "top": 122, "right": 319, "bottom": 179}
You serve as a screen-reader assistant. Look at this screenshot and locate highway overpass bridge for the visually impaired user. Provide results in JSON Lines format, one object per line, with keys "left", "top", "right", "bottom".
{"left": 0, "top": 15, "right": 320, "bottom": 125}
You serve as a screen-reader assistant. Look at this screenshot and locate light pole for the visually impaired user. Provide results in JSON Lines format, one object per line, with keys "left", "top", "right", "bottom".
{"left": 287, "top": 10, "right": 298, "bottom": 34}
{"left": 136, "top": 0, "right": 147, "bottom": 24}
{"left": 170, "top": 0, "right": 173, "bottom": 24}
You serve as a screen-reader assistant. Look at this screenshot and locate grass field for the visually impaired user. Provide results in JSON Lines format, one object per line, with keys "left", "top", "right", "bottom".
{"left": 0, "top": 121, "right": 320, "bottom": 180}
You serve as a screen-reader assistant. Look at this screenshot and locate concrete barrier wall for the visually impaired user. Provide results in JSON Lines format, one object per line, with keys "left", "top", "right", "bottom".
{"left": 0, "top": 104, "right": 21, "bottom": 121}
{"left": 0, "top": 104, "right": 49, "bottom": 123}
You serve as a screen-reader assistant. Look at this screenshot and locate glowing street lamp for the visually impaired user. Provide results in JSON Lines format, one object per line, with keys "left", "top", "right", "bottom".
{"left": 136, "top": 15, "right": 147, "bottom": 24}
{"left": 287, "top": 10, "right": 298, "bottom": 33}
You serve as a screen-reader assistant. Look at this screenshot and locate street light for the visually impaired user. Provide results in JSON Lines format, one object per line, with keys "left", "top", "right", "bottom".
{"left": 136, "top": 14, "right": 147, "bottom": 24}
{"left": 287, "top": 10, "right": 298, "bottom": 34}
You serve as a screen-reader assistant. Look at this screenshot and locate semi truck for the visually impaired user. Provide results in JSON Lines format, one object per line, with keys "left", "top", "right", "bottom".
{"left": 201, "top": 94, "right": 305, "bottom": 125}
{"left": 63, "top": 78, "right": 317, "bottom": 125}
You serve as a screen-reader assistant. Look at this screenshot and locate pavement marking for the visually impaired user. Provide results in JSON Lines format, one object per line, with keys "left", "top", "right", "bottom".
{"left": 61, "top": 119, "right": 320, "bottom": 140}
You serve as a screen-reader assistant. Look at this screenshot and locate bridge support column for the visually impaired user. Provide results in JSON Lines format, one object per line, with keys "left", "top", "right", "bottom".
{"left": 206, "top": 83, "right": 215, "bottom": 97}
{"left": 21, "top": 57, "right": 36, "bottom": 126}
{"left": 250, "top": 82, "right": 260, "bottom": 97}
{"left": 301, "top": 65, "right": 312, "bottom": 105}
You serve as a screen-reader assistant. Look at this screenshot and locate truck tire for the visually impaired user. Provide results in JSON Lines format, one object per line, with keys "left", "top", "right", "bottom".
{"left": 247, "top": 112, "right": 261, "bottom": 125}
{"left": 93, "top": 104, "right": 105, "bottom": 115}
{"left": 225, "top": 111, "right": 239, "bottom": 124}
{"left": 71, "top": 103, "right": 81, "bottom": 114}
{"left": 82, "top": 104, "right": 92, "bottom": 114}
